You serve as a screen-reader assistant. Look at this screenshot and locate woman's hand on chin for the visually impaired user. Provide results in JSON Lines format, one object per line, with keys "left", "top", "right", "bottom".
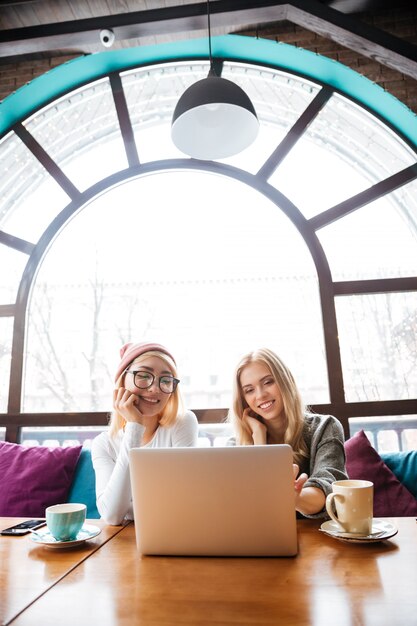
{"left": 113, "top": 388, "right": 144, "bottom": 424}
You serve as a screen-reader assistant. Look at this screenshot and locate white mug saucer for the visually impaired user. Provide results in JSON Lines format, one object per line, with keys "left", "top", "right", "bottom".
{"left": 29, "top": 524, "right": 101, "bottom": 549}
{"left": 320, "top": 518, "right": 398, "bottom": 543}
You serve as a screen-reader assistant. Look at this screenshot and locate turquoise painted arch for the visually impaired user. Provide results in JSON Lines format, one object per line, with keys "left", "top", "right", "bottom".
{"left": 0, "top": 34, "right": 416, "bottom": 147}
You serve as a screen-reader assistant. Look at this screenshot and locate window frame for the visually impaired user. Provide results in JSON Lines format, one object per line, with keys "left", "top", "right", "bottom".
{"left": 1, "top": 35, "right": 416, "bottom": 442}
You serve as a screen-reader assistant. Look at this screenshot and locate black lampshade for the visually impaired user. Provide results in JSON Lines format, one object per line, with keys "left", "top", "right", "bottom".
{"left": 171, "top": 73, "right": 259, "bottom": 160}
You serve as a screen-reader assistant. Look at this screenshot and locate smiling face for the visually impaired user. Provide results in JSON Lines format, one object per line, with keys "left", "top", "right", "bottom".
{"left": 239, "top": 360, "right": 285, "bottom": 422}
{"left": 124, "top": 354, "right": 173, "bottom": 418}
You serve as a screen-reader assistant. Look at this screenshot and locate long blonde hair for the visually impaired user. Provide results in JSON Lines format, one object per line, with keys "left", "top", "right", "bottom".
{"left": 108, "top": 350, "right": 184, "bottom": 438}
{"left": 229, "top": 348, "right": 308, "bottom": 465}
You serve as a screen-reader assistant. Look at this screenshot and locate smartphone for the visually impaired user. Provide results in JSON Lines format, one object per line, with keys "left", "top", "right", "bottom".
{"left": 0, "top": 519, "right": 46, "bottom": 536}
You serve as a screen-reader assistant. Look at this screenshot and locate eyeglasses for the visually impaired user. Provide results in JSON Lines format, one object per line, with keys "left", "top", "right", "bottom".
{"left": 125, "top": 370, "right": 180, "bottom": 394}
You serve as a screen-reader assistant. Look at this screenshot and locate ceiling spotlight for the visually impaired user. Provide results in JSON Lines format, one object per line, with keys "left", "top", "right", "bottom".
{"left": 100, "top": 29, "right": 115, "bottom": 48}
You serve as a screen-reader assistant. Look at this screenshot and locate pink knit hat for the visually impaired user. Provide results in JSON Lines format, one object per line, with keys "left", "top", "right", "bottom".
{"left": 114, "top": 342, "right": 176, "bottom": 382}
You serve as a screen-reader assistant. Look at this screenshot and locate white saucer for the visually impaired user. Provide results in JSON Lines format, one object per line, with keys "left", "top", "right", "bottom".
{"left": 30, "top": 524, "right": 101, "bottom": 549}
{"left": 320, "top": 519, "right": 398, "bottom": 543}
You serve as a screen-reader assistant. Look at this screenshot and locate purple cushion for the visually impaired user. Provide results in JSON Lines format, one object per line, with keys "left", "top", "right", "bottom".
{"left": 345, "top": 430, "right": 417, "bottom": 517}
{"left": 0, "top": 442, "right": 82, "bottom": 517}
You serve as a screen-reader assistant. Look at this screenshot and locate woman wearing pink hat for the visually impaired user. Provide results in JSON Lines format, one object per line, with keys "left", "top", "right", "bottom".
{"left": 91, "top": 342, "right": 198, "bottom": 524}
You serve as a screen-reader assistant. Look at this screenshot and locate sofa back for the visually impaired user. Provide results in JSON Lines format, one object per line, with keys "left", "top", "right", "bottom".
{"left": 1, "top": 435, "right": 416, "bottom": 520}
{"left": 67, "top": 448, "right": 100, "bottom": 519}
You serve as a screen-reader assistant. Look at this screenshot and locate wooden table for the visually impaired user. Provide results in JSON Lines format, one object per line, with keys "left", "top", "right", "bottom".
{"left": 2, "top": 517, "right": 416, "bottom": 625}
{"left": 0, "top": 518, "right": 124, "bottom": 626}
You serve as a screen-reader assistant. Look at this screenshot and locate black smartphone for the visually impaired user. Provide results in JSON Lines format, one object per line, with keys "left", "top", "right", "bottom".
{"left": 0, "top": 519, "right": 46, "bottom": 536}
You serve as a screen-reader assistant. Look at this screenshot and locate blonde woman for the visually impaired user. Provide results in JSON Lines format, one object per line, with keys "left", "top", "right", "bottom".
{"left": 228, "top": 348, "right": 347, "bottom": 517}
{"left": 92, "top": 342, "right": 198, "bottom": 525}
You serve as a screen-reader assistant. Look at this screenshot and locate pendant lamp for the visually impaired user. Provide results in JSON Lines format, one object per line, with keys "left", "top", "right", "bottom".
{"left": 171, "top": 1, "right": 259, "bottom": 160}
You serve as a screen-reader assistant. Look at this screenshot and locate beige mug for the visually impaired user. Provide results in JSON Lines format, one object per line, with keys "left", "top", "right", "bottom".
{"left": 325, "top": 480, "right": 374, "bottom": 535}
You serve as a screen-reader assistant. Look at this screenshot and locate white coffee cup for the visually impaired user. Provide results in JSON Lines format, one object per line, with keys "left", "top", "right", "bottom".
{"left": 325, "top": 480, "right": 374, "bottom": 535}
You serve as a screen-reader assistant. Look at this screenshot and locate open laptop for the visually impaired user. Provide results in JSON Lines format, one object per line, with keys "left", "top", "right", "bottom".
{"left": 129, "top": 445, "right": 298, "bottom": 557}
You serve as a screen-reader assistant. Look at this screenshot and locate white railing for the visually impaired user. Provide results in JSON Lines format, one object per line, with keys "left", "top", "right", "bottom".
{"left": 349, "top": 416, "right": 417, "bottom": 452}
{"left": 9, "top": 418, "right": 417, "bottom": 452}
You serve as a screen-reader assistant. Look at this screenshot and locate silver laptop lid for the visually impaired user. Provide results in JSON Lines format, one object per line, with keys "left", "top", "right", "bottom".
{"left": 129, "top": 445, "right": 298, "bottom": 557}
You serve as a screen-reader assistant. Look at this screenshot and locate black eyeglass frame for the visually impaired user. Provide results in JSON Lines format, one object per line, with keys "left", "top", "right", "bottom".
{"left": 124, "top": 369, "right": 180, "bottom": 394}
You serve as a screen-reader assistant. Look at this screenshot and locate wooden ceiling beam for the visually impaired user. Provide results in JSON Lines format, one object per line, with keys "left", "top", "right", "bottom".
{"left": 0, "top": 0, "right": 288, "bottom": 54}
{"left": 0, "top": 0, "right": 416, "bottom": 79}
{"left": 287, "top": 0, "right": 417, "bottom": 79}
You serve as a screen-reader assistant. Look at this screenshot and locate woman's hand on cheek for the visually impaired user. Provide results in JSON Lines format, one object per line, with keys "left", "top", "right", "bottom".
{"left": 243, "top": 408, "right": 267, "bottom": 445}
{"left": 113, "top": 388, "right": 143, "bottom": 424}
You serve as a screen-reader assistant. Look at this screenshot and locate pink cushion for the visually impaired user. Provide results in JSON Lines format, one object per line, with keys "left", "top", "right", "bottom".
{"left": 0, "top": 441, "right": 82, "bottom": 517}
{"left": 345, "top": 430, "right": 417, "bottom": 517}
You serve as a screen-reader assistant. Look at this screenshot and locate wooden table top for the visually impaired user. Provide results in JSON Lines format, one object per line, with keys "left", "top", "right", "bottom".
{"left": 0, "top": 518, "right": 124, "bottom": 626}
{"left": 5, "top": 517, "right": 417, "bottom": 626}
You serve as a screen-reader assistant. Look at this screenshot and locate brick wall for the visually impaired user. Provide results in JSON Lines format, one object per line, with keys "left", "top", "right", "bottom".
{"left": 243, "top": 8, "right": 417, "bottom": 114}
{"left": 0, "top": 7, "right": 416, "bottom": 113}
{"left": 0, "top": 54, "right": 81, "bottom": 103}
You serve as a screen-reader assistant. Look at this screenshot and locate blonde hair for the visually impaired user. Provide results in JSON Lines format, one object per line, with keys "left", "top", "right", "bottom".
{"left": 229, "top": 348, "right": 308, "bottom": 465}
{"left": 108, "top": 350, "right": 184, "bottom": 438}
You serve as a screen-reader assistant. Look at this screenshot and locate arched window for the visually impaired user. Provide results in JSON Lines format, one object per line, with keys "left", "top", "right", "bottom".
{"left": 0, "top": 36, "right": 416, "bottom": 450}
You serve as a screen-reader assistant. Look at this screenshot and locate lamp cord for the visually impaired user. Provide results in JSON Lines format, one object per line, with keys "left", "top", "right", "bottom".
{"left": 207, "top": 0, "right": 214, "bottom": 74}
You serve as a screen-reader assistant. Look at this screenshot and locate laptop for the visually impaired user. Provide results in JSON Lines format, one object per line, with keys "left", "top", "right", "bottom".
{"left": 129, "top": 444, "right": 298, "bottom": 557}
